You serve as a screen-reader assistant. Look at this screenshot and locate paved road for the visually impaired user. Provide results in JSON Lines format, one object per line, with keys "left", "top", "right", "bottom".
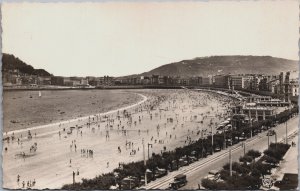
{"left": 143, "top": 115, "right": 299, "bottom": 190}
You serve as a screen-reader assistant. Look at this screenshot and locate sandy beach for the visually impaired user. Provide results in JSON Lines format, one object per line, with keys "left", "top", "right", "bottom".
{"left": 3, "top": 89, "right": 235, "bottom": 189}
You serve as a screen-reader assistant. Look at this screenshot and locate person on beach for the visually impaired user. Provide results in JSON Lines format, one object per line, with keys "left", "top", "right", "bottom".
{"left": 73, "top": 171, "right": 76, "bottom": 183}
{"left": 17, "top": 174, "right": 20, "bottom": 185}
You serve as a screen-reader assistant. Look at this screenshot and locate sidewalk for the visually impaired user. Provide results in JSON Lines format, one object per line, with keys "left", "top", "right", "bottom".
{"left": 271, "top": 133, "right": 298, "bottom": 190}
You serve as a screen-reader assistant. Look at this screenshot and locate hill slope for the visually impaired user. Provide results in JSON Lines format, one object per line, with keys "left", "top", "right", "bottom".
{"left": 141, "top": 56, "right": 298, "bottom": 77}
{"left": 2, "top": 53, "right": 51, "bottom": 76}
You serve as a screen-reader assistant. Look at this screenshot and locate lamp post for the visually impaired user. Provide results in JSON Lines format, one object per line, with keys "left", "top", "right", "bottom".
{"left": 211, "top": 125, "right": 214, "bottom": 154}
{"left": 285, "top": 120, "right": 288, "bottom": 144}
{"left": 243, "top": 142, "right": 246, "bottom": 156}
{"left": 229, "top": 147, "right": 232, "bottom": 177}
{"left": 223, "top": 128, "right": 226, "bottom": 149}
{"left": 147, "top": 143, "right": 153, "bottom": 160}
{"left": 201, "top": 130, "right": 204, "bottom": 158}
{"left": 285, "top": 107, "right": 292, "bottom": 144}
{"left": 249, "top": 111, "right": 253, "bottom": 138}
{"left": 267, "top": 132, "right": 270, "bottom": 148}
{"left": 142, "top": 138, "right": 147, "bottom": 186}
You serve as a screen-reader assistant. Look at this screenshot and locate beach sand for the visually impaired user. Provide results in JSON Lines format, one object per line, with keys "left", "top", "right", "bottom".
{"left": 3, "top": 89, "right": 234, "bottom": 189}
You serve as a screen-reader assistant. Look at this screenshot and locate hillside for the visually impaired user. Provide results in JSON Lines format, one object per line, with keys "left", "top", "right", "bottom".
{"left": 140, "top": 56, "right": 298, "bottom": 77}
{"left": 2, "top": 53, "right": 51, "bottom": 76}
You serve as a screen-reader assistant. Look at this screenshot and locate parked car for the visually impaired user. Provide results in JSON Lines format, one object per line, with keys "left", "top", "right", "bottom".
{"left": 188, "top": 156, "right": 198, "bottom": 163}
{"left": 226, "top": 139, "right": 233, "bottom": 146}
{"left": 214, "top": 146, "right": 222, "bottom": 152}
{"left": 205, "top": 170, "right": 220, "bottom": 181}
{"left": 178, "top": 158, "right": 189, "bottom": 167}
{"left": 154, "top": 168, "right": 168, "bottom": 178}
{"left": 169, "top": 174, "right": 187, "bottom": 190}
{"left": 261, "top": 126, "right": 268, "bottom": 130}
{"left": 169, "top": 160, "right": 178, "bottom": 171}
{"left": 120, "top": 176, "right": 139, "bottom": 190}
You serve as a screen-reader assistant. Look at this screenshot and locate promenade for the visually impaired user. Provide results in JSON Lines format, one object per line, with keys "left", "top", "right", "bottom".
{"left": 271, "top": 133, "right": 298, "bottom": 190}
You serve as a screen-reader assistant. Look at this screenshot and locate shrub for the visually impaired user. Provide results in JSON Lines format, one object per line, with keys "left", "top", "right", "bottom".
{"left": 262, "top": 155, "right": 279, "bottom": 165}
{"left": 263, "top": 143, "right": 290, "bottom": 160}
{"left": 201, "top": 178, "right": 218, "bottom": 190}
{"left": 223, "top": 162, "right": 250, "bottom": 175}
{"left": 246, "top": 149, "right": 261, "bottom": 158}
{"left": 239, "top": 155, "right": 253, "bottom": 163}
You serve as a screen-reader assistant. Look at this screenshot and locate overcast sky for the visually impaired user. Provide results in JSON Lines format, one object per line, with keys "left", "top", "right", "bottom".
{"left": 2, "top": 1, "right": 299, "bottom": 77}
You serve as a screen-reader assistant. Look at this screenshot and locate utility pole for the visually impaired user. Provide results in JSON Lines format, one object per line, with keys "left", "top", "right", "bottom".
{"left": 267, "top": 133, "right": 270, "bottom": 148}
{"left": 229, "top": 147, "right": 232, "bottom": 177}
{"left": 249, "top": 109, "right": 253, "bottom": 138}
{"left": 147, "top": 143, "right": 152, "bottom": 160}
{"left": 285, "top": 121, "right": 288, "bottom": 144}
{"left": 201, "top": 130, "right": 204, "bottom": 158}
{"left": 243, "top": 142, "right": 246, "bottom": 156}
{"left": 211, "top": 125, "right": 214, "bottom": 154}
{"left": 275, "top": 131, "right": 277, "bottom": 150}
{"left": 223, "top": 129, "right": 226, "bottom": 149}
{"left": 142, "top": 139, "right": 147, "bottom": 186}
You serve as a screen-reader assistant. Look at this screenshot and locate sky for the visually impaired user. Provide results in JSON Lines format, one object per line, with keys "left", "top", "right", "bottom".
{"left": 2, "top": 1, "right": 299, "bottom": 77}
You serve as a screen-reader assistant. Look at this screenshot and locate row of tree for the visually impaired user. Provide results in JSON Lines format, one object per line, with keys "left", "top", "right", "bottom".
{"left": 202, "top": 143, "right": 291, "bottom": 190}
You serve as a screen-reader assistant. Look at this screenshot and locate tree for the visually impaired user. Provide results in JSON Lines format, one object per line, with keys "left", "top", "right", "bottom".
{"left": 246, "top": 150, "right": 261, "bottom": 159}
{"left": 239, "top": 155, "right": 253, "bottom": 163}
{"left": 262, "top": 155, "right": 279, "bottom": 166}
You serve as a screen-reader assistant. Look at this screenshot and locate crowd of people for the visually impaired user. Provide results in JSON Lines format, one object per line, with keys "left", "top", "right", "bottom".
{"left": 17, "top": 175, "right": 36, "bottom": 189}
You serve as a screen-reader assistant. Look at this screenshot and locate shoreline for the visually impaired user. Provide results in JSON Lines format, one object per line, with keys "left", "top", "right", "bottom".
{"left": 4, "top": 93, "right": 148, "bottom": 136}
{"left": 3, "top": 86, "right": 183, "bottom": 92}
{"left": 3, "top": 88, "right": 238, "bottom": 136}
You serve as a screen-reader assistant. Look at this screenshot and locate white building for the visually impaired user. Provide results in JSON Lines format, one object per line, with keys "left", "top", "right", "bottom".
{"left": 290, "top": 80, "right": 299, "bottom": 96}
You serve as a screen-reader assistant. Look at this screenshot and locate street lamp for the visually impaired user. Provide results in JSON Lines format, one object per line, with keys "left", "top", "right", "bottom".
{"left": 223, "top": 128, "right": 226, "bottom": 149}
{"left": 285, "top": 120, "right": 288, "bottom": 144}
{"left": 147, "top": 143, "right": 153, "bottom": 160}
{"left": 211, "top": 125, "right": 214, "bottom": 154}
{"left": 201, "top": 130, "right": 204, "bottom": 158}
{"left": 229, "top": 147, "right": 232, "bottom": 177}
{"left": 142, "top": 138, "right": 147, "bottom": 186}
{"left": 267, "top": 132, "right": 270, "bottom": 148}
{"left": 285, "top": 107, "right": 292, "bottom": 144}
{"left": 242, "top": 142, "right": 246, "bottom": 156}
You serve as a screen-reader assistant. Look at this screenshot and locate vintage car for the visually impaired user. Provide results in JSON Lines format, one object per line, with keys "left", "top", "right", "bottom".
{"left": 169, "top": 174, "right": 187, "bottom": 190}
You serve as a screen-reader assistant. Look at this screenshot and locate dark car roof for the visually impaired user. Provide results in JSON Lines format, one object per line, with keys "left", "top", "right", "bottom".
{"left": 174, "top": 174, "right": 186, "bottom": 179}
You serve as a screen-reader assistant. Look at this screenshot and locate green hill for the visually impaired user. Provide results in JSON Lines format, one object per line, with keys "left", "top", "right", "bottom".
{"left": 2, "top": 53, "right": 51, "bottom": 76}
{"left": 140, "top": 55, "right": 298, "bottom": 77}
